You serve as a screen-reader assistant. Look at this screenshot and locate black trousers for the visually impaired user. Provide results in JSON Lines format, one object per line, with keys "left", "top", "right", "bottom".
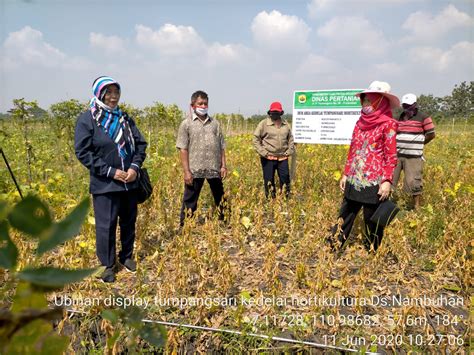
{"left": 260, "top": 157, "right": 290, "bottom": 198}
{"left": 333, "top": 198, "right": 384, "bottom": 251}
{"left": 92, "top": 190, "right": 138, "bottom": 268}
{"left": 179, "top": 178, "right": 225, "bottom": 226}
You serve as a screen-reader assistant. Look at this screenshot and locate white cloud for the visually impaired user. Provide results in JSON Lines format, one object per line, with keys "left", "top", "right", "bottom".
{"left": 317, "top": 16, "right": 389, "bottom": 55}
{"left": 3, "top": 26, "right": 91, "bottom": 72}
{"left": 372, "top": 63, "right": 404, "bottom": 86}
{"left": 307, "top": 0, "right": 333, "bottom": 18}
{"left": 135, "top": 24, "right": 205, "bottom": 55}
{"left": 308, "top": 0, "right": 420, "bottom": 18}
{"left": 293, "top": 53, "right": 356, "bottom": 91}
{"left": 402, "top": 5, "right": 473, "bottom": 42}
{"left": 409, "top": 41, "right": 474, "bottom": 72}
{"left": 207, "top": 42, "right": 253, "bottom": 66}
{"left": 1, "top": 7, "right": 471, "bottom": 116}
{"left": 374, "top": 62, "right": 403, "bottom": 76}
{"left": 251, "top": 10, "right": 311, "bottom": 51}
{"left": 208, "top": 43, "right": 237, "bottom": 60}
{"left": 134, "top": 23, "right": 251, "bottom": 67}
{"left": 1, "top": 27, "right": 94, "bottom": 110}
{"left": 297, "top": 54, "right": 340, "bottom": 74}
{"left": 89, "top": 32, "right": 126, "bottom": 54}
{"left": 4, "top": 26, "right": 66, "bottom": 68}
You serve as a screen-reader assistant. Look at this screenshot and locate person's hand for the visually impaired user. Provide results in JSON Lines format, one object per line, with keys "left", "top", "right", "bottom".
{"left": 339, "top": 175, "right": 347, "bottom": 192}
{"left": 221, "top": 166, "right": 228, "bottom": 180}
{"left": 378, "top": 181, "right": 391, "bottom": 200}
{"left": 113, "top": 169, "right": 128, "bottom": 182}
{"left": 267, "top": 155, "right": 277, "bottom": 160}
{"left": 125, "top": 168, "right": 137, "bottom": 183}
{"left": 184, "top": 170, "right": 193, "bottom": 185}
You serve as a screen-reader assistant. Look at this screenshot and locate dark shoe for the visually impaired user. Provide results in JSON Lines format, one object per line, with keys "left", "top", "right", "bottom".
{"left": 120, "top": 258, "right": 137, "bottom": 273}
{"left": 101, "top": 267, "right": 116, "bottom": 283}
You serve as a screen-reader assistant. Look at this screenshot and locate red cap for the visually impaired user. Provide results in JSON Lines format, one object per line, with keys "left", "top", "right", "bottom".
{"left": 268, "top": 101, "right": 283, "bottom": 113}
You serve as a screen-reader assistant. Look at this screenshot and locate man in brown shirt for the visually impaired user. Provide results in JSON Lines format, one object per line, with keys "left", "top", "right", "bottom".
{"left": 253, "top": 101, "right": 295, "bottom": 198}
{"left": 176, "top": 90, "right": 227, "bottom": 226}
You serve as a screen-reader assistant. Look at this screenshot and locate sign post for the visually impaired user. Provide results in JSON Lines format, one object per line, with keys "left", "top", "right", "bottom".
{"left": 292, "top": 89, "right": 363, "bottom": 144}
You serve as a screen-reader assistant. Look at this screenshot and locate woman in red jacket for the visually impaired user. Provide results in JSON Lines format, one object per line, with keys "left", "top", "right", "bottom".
{"left": 332, "top": 81, "right": 399, "bottom": 252}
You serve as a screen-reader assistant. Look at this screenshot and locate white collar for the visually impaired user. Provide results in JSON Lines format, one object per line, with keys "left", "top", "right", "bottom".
{"left": 192, "top": 112, "right": 211, "bottom": 123}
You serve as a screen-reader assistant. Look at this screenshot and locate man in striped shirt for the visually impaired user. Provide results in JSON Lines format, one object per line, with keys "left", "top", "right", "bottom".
{"left": 393, "top": 93, "right": 435, "bottom": 209}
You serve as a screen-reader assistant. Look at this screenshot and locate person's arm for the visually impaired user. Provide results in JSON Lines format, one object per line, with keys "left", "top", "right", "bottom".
{"left": 129, "top": 117, "right": 147, "bottom": 171}
{"left": 252, "top": 121, "right": 269, "bottom": 157}
{"left": 339, "top": 175, "right": 347, "bottom": 192}
{"left": 379, "top": 121, "right": 398, "bottom": 200}
{"left": 425, "top": 131, "right": 435, "bottom": 144}
{"left": 220, "top": 149, "right": 227, "bottom": 179}
{"left": 176, "top": 120, "right": 193, "bottom": 185}
{"left": 423, "top": 116, "right": 436, "bottom": 144}
{"left": 74, "top": 113, "right": 126, "bottom": 181}
{"left": 343, "top": 127, "right": 358, "bottom": 176}
{"left": 180, "top": 149, "right": 193, "bottom": 185}
{"left": 340, "top": 126, "right": 359, "bottom": 192}
{"left": 126, "top": 117, "right": 148, "bottom": 182}
{"left": 285, "top": 127, "right": 295, "bottom": 156}
{"left": 218, "top": 122, "right": 228, "bottom": 179}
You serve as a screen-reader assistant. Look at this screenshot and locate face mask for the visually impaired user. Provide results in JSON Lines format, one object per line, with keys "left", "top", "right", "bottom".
{"left": 361, "top": 95, "right": 383, "bottom": 115}
{"left": 362, "top": 105, "right": 375, "bottom": 114}
{"left": 195, "top": 107, "right": 208, "bottom": 116}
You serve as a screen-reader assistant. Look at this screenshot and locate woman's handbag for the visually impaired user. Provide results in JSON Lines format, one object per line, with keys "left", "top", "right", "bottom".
{"left": 136, "top": 168, "right": 153, "bottom": 204}
{"left": 370, "top": 199, "right": 400, "bottom": 227}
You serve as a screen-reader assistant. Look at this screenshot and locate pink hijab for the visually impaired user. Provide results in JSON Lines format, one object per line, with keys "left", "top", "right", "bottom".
{"left": 356, "top": 93, "right": 394, "bottom": 131}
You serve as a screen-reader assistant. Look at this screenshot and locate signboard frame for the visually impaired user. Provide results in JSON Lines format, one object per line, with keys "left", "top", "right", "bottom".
{"left": 292, "top": 89, "right": 363, "bottom": 144}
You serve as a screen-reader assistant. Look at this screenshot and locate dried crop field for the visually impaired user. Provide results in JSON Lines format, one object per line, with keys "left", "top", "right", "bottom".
{"left": 0, "top": 117, "right": 472, "bottom": 353}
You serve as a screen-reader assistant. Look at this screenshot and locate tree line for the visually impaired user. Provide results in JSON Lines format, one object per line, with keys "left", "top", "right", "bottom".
{"left": 1, "top": 81, "right": 472, "bottom": 125}
{"left": 414, "top": 81, "right": 473, "bottom": 122}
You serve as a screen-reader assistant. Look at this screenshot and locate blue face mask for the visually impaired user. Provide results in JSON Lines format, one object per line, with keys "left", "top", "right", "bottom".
{"left": 195, "top": 107, "right": 208, "bottom": 116}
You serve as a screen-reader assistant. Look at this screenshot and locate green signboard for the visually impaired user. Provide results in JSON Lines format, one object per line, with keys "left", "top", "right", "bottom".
{"left": 294, "top": 90, "right": 363, "bottom": 109}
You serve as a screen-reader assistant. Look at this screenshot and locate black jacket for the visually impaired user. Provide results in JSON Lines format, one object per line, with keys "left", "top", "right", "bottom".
{"left": 74, "top": 110, "right": 147, "bottom": 194}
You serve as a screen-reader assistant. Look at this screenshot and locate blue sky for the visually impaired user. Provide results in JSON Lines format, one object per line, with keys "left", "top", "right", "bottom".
{"left": 1, "top": 0, "right": 472, "bottom": 115}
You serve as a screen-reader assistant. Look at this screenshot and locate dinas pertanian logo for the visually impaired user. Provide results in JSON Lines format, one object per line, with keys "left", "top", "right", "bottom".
{"left": 298, "top": 94, "right": 306, "bottom": 104}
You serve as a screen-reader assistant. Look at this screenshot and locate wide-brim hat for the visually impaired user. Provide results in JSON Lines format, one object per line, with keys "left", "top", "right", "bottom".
{"left": 355, "top": 81, "right": 400, "bottom": 109}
